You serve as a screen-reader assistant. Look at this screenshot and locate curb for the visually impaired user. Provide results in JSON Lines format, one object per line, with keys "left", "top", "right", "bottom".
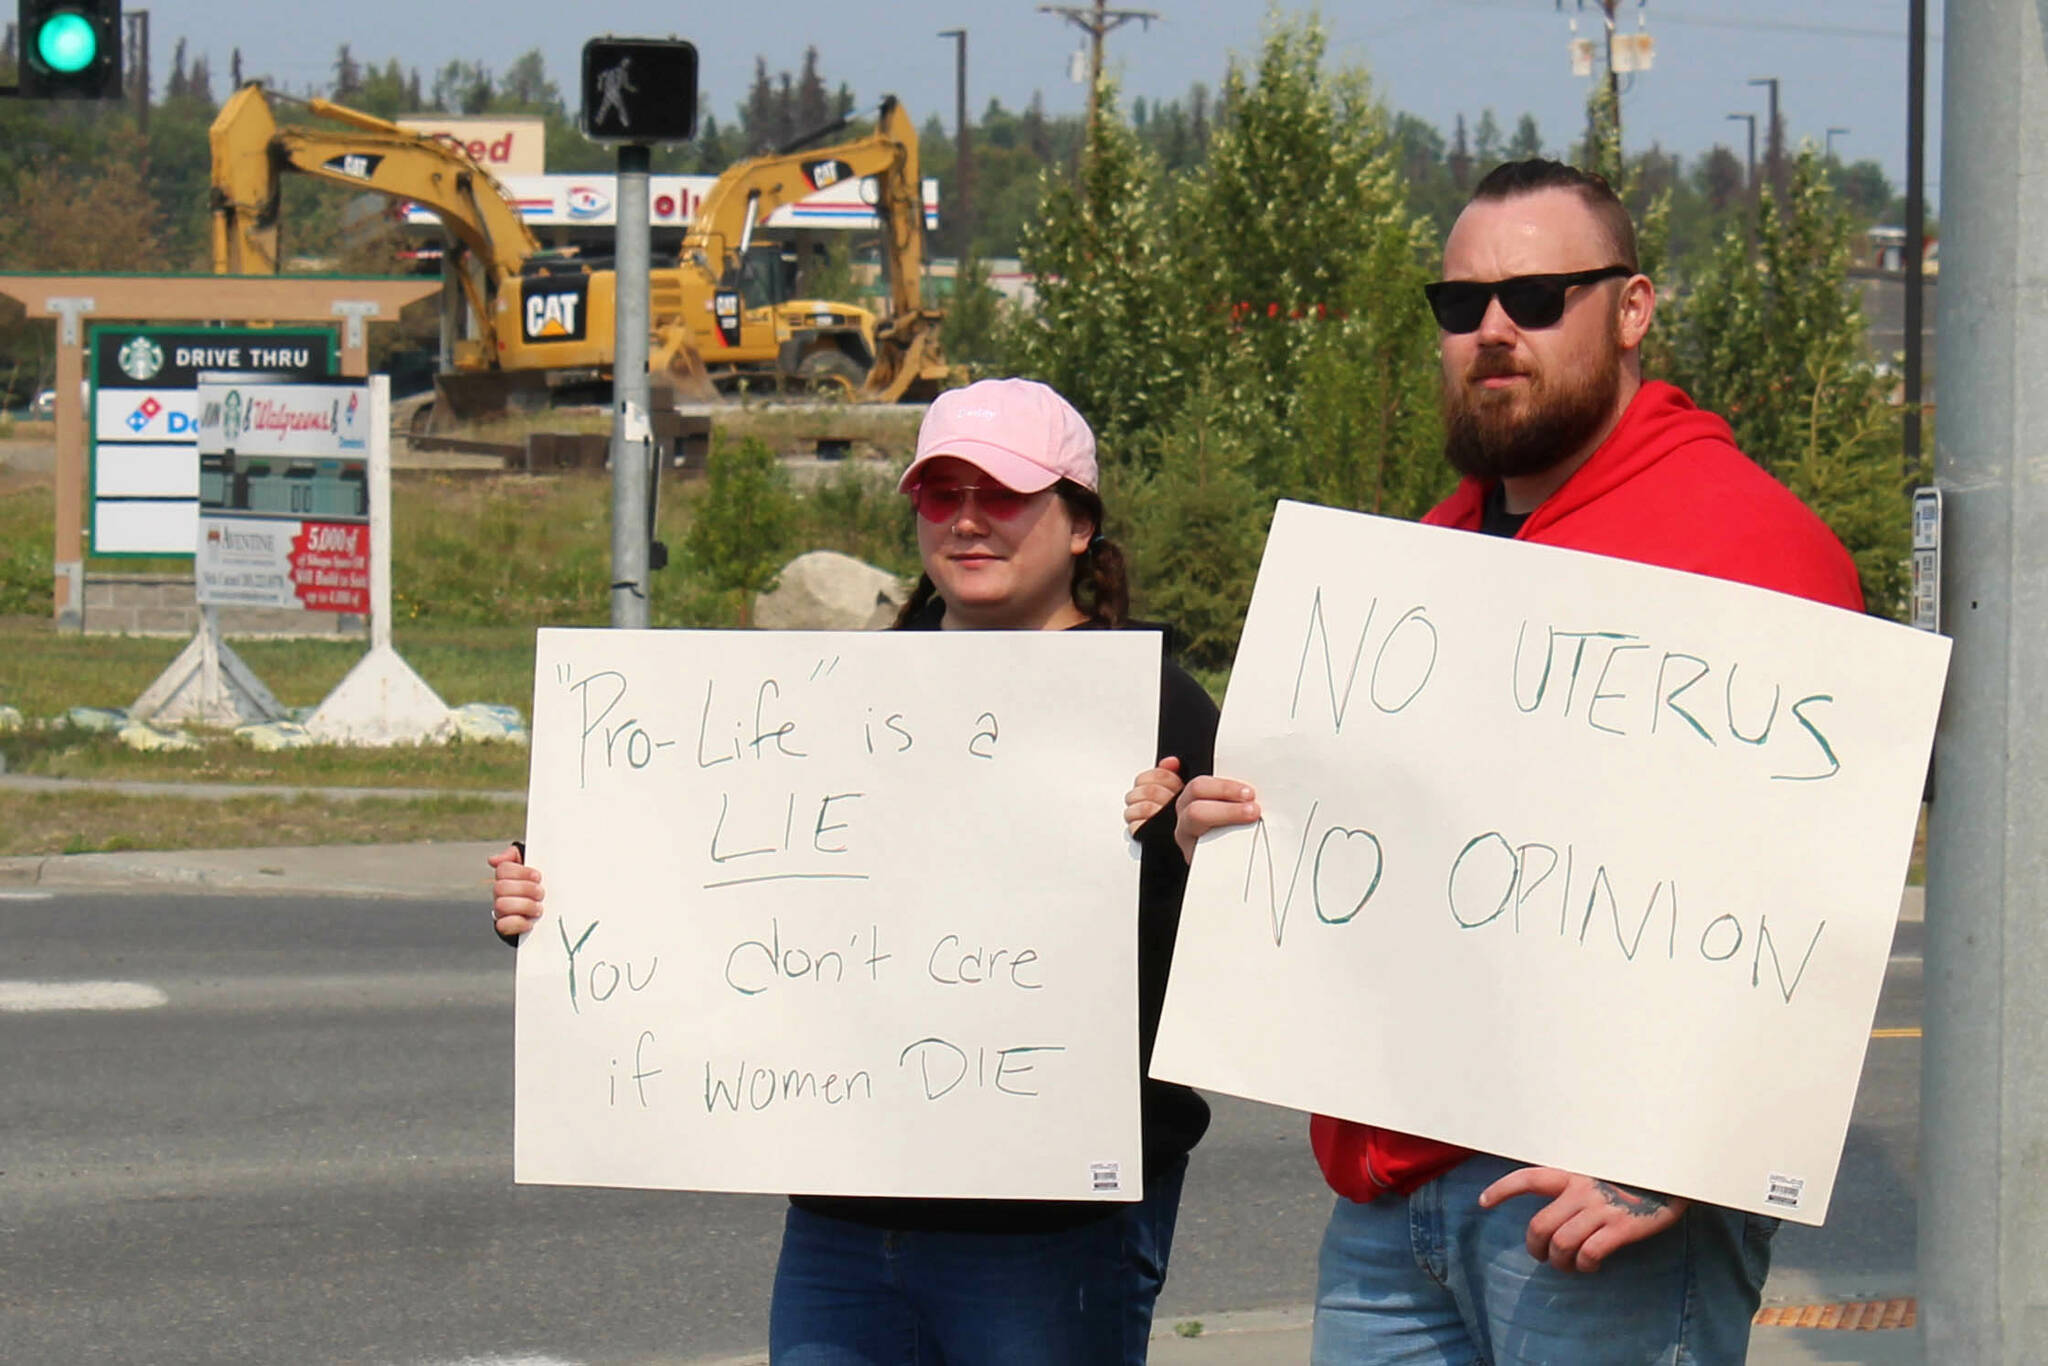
{"left": 0, "top": 773, "right": 525, "bottom": 804}
{"left": 0, "top": 839, "right": 505, "bottom": 901}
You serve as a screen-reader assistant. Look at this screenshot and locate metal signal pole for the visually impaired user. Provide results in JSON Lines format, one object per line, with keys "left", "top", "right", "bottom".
{"left": 610, "top": 141, "right": 652, "bottom": 630}
{"left": 1919, "top": 0, "right": 2048, "bottom": 1358}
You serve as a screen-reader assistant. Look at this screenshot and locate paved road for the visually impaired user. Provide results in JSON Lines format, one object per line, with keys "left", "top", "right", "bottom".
{"left": 0, "top": 888, "right": 1922, "bottom": 1363}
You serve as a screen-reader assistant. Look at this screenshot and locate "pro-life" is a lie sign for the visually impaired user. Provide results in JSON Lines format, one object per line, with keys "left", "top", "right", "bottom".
{"left": 516, "top": 629, "right": 1161, "bottom": 1201}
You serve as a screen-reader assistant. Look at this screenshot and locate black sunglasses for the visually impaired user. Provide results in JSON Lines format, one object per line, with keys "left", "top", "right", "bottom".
{"left": 1423, "top": 266, "right": 1634, "bottom": 334}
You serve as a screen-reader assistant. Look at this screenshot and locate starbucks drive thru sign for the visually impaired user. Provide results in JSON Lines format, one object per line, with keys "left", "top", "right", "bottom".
{"left": 89, "top": 325, "right": 333, "bottom": 556}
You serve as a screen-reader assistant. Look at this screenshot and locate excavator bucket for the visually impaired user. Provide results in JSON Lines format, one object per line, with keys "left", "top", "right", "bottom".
{"left": 662, "top": 345, "right": 720, "bottom": 404}
{"left": 858, "top": 312, "right": 959, "bottom": 404}
{"left": 431, "top": 369, "right": 552, "bottom": 427}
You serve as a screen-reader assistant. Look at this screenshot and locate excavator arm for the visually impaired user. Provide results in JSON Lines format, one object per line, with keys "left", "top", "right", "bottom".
{"left": 665, "top": 95, "right": 951, "bottom": 400}
{"left": 209, "top": 85, "right": 543, "bottom": 325}
{"left": 678, "top": 96, "right": 927, "bottom": 318}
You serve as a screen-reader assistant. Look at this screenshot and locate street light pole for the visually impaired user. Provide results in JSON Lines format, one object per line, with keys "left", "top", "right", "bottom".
{"left": 1748, "top": 75, "right": 1782, "bottom": 202}
{"left": 1725, "top": 112, "right": 1757, "bottom": 195}
{"left": 1903, "top": 0, "right": 1926, "bottom": 475}
{"left": 1825, "top": 126, "right": 1850, "bottom": 160}
{"left": 937, "top": 28, "right": 971, "bottom": 258}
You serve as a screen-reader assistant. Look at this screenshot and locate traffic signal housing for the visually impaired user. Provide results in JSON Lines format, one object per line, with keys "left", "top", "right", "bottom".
{"left": 17, "top": 0, "right": 122, "bottom": 100}
{"left": 580, "top": 37, "right": 697, "bottom": 144}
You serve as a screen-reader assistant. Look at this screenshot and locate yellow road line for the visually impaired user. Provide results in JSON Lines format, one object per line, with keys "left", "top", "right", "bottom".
{"left": 1871, "top": 1026, "right": 1922, "bottom": 1039}
{"left": 1755, "top": 1298, "right": 1916, "bottom": 1331}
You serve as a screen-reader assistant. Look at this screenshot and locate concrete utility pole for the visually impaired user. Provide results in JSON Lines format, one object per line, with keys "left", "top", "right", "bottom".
{"left": 1037, "top": 0, "right": 1159, "bottom": 147}
{"left": 1918, "top": 0, "right": 2048, "bottom": 1359}
{"left": 937, "top": 28, "right": 971, "bottom": 255}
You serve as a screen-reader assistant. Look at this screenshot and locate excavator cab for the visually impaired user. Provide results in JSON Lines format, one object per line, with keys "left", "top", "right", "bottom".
{"left": 729, "top": 243, "right": 803, "bottom": 311}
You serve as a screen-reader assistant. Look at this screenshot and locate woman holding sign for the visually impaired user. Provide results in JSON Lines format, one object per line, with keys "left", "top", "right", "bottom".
{"left": 491, "top": 378, "right": 1218, "bottom": 1364}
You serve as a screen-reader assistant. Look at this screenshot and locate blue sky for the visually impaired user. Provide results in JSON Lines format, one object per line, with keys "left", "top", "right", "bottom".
{"left": 145, "top": 1, "right": 1942, "bottom": 207}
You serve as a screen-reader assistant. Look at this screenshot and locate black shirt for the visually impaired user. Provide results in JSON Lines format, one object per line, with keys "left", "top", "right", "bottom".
{"left": 791, "top": 604, "right": 1219, "bottom": 1233}
{"left": 1479, "top": 482, "right": 1530, "bottom": 539}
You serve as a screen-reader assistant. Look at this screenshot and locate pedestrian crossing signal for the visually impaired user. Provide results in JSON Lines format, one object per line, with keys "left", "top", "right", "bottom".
{"left": 17, "top": 0, "right": 122, "bottom": 100}
{"left": 580, "top": 36, "right": 698, "bottom": 145}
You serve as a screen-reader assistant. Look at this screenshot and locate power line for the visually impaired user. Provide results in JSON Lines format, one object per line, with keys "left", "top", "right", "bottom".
{"left": 1451, "top": 0, "right": 1943, "bottom": 43}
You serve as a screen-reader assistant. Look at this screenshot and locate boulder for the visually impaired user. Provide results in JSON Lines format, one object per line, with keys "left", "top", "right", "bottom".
{"left": 752, "top": 551, "right": 910, "bottom": 631}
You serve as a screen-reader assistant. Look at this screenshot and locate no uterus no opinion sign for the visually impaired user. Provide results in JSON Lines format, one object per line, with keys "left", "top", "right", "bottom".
{"left": 1150, "top": 501, "right": 1950, "bottom": 1224}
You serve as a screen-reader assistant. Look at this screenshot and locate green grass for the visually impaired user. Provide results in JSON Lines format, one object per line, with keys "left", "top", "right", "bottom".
{"left": 0, "top": 454, "right": 921, "bottom": 856}
{"left": 0, "top": 788, "right": 515, "bottom": 857}
{"left": 0, "top": 720, "right": 532, "bottom": 790}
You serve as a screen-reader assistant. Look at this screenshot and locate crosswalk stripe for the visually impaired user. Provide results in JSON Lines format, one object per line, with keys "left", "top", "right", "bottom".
{"left": 0, "top": 981, "right": 170, "bottom": 1012}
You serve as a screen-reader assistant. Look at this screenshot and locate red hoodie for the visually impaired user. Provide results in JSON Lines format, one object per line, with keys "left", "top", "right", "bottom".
{"left": 1310, "top": 379, "right": 1865, "bottom": 1204}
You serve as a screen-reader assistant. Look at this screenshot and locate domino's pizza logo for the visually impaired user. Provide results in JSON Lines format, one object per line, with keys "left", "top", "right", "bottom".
{"left": 127, "top": 396, "right": 163, "bottom": 432}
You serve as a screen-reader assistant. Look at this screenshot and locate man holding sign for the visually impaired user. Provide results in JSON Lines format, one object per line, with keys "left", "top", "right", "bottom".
{"left": 1160, "top": 161, "right": 1864, "bottom": 1362}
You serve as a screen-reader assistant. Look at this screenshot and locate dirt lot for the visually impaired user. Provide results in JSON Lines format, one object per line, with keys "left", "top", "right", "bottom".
{"left": 0, "top": 436, "right": 55, "bottom": 492}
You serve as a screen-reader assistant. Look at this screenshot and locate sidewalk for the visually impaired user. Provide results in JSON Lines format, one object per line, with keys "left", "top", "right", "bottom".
{"left": 1139, "top": 1301, "right": 1923, "bottom": 1363}
{"left": 0, "top": 826, "right": 1926, "bottom": 1363}
{"left": 676, "top": 1297, "right": 1924, "bottom": 1365}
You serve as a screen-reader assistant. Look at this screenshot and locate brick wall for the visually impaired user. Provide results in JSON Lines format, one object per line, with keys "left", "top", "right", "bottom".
{"left": 81, "top": 575, "right": 366, "bottom": 640}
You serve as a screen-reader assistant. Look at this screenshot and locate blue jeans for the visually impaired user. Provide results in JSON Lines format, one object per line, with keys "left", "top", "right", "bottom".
{"left": 1312, "top": 1154, "right": 1776, "bottom": 1365}
{"left": 769, "top": 1157, "right": 1186, "bottom": 1365}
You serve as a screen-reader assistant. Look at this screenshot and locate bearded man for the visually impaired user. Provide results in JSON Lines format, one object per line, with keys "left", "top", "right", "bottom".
{"left": 1168, "top": 160, "right": 1866, "bottom": 1363}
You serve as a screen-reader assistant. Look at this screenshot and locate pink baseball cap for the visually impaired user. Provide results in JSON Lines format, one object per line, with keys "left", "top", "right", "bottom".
{"left": 898, "top": 378, "right": 1098, "bottom": 495}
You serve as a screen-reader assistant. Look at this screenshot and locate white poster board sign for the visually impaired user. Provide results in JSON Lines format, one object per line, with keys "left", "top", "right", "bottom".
{"left": 193, "top": 380, "right": 373, "bottom": 613}
{"left": 1151, "top": 501, "right": 1949, "bottom": 1224}
{"left": 516, "top": 628, "right": 1161, "bottom": 1200}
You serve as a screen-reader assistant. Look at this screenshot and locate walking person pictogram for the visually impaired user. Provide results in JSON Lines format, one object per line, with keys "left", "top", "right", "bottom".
{"left": 594, "top": 59, "right": 635, "bottom": 129}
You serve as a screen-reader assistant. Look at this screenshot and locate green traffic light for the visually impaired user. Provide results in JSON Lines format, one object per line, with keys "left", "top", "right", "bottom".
{"left": 36, "top": 12, "right": 101, "bottom": 75}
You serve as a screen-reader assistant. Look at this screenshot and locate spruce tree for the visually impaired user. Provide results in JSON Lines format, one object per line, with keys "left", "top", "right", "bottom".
{"left": 1175, "top": 14, "right": 1443, "bottom": 505}
{"left": 1665, "top": 149, "right": 1912, "bottom": 614}
{"left": 1001, "top": 81, "right": 1193, "bottom": 468}
{"left": 685, "top": 437, "right": 797, "bottom": 627}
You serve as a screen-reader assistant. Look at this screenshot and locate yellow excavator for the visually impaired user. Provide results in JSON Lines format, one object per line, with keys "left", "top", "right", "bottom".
{"left": 648, "top": 96, "right": 948, "bottom": 400}
{"left": 208, "top": 85, "right": 951, "bottom": 406}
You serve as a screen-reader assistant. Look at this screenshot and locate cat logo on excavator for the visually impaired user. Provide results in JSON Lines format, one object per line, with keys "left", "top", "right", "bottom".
{"left": 522, "top": 280, "right": 588, "bottom": 342}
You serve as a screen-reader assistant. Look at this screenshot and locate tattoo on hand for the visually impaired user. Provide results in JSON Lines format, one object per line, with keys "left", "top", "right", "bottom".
{"left": 1593, "top": 1182, "right": 1670, "bottom": 1217}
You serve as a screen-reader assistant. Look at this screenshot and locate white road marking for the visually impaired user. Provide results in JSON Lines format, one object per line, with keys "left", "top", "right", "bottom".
{"left": 0, "top": 981, "right": 170, "bottom": 1012}
{"left": 0, "top": 891, "right": 56, "bottom": 901}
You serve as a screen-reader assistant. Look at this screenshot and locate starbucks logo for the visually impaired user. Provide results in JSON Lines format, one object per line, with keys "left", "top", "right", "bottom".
{"left": 118, "top": 336, "right": 164, "bottom": 382}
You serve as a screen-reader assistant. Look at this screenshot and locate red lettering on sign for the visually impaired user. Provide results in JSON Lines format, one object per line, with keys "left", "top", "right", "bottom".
{"left": 289, "top": 521, "right": 370, "bottom": 614}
